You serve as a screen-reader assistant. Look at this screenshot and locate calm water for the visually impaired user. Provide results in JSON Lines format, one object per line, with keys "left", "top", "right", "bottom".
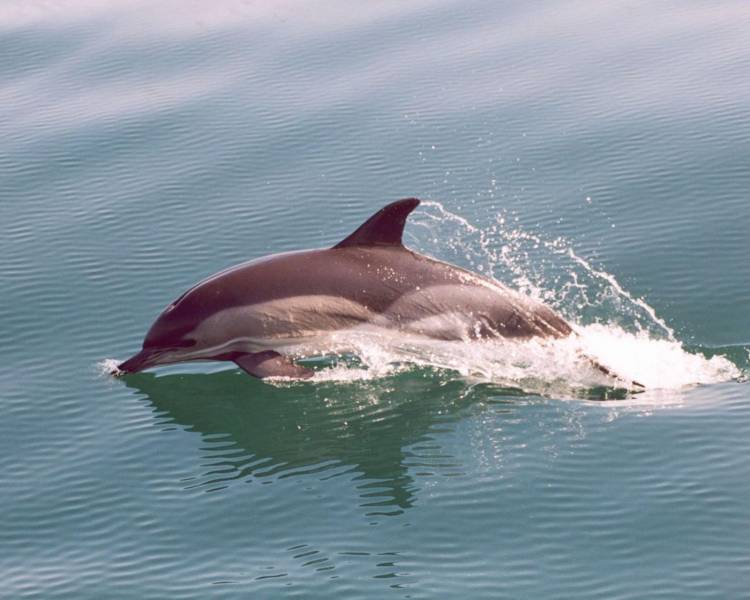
{"left": 2, "top": 1, "right": 750, "bottom": 597}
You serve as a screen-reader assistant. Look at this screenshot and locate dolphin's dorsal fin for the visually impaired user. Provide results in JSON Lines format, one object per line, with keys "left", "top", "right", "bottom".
{"left": 334, "top": 198, "right": 420, "bottom": 249}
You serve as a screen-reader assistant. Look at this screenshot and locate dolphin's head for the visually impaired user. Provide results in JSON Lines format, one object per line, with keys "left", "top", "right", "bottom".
{"left": 118, "top": 292, "right": 206, "bottom": 374}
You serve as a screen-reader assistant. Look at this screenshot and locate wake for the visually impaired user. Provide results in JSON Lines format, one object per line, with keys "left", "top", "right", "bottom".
{"left": 292, "top": 325, "right": 739, "bottom": 398}
{"left": 301, "top": 201, "right": 742, "bottom": 397}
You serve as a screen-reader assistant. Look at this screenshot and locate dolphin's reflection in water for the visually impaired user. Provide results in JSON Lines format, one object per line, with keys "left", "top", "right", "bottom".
{"left": 124, "top": 367, "right": 521, "bottom": 515}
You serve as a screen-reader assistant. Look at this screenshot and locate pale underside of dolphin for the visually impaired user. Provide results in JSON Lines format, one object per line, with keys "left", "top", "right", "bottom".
{"left": 118, "top": 198, "right": 635, "bottom": 386}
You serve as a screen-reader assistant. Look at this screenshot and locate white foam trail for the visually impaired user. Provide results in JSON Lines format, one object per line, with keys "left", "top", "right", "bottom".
{"left": 573, "top": 324, "right": 739, "bottom": 388}
{"left": 300, "top": 326, "right": 739, "bottom": 395}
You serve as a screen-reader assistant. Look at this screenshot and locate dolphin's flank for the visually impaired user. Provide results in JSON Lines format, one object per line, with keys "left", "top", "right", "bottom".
{"left": 117, "top": 198, "right": 636, "bottom": 387}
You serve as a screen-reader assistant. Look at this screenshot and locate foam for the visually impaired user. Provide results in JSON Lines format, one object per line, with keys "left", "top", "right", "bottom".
{"left": 289, "top": 324, "right": 740, "bottom": 397}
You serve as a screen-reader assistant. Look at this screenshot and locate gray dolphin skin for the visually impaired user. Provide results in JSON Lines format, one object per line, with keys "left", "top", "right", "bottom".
{"left": 118, "top": 198, "right": 615, "bottom": 382}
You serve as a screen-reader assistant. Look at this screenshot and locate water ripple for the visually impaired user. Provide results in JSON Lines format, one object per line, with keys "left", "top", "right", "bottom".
{"left": 3, "top": 0, "right": 750, "bottom": 597}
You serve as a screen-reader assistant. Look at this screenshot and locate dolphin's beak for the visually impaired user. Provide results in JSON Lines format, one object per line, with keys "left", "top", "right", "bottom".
{"left": 118, "top": 348, "right": 162, "bottom": 374}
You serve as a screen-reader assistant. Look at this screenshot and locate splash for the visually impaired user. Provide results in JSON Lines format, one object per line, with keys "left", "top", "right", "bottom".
{"left": 408, "top": 201, "right": 675, "bottom": 337}
{"left": 292, "top": 326, "right": 739, "bottom": 399}
{"left": 304, "top": 201, "right": 742, "bottom": 397}
{"left": 573, "top": 324, "right": 739, "bottom": 389}
{"left": 99, "top": 358, "right": 123, "bottom": 377}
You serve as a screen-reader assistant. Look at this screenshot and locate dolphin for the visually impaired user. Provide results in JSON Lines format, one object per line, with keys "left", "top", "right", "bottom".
{"left": 118, "top": 198, "right": 630, "bottom": 385}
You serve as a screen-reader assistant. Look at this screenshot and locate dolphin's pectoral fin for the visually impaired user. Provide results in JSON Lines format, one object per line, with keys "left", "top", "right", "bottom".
{"left": 233, "top": 351, "right": 314, "bottom": 380}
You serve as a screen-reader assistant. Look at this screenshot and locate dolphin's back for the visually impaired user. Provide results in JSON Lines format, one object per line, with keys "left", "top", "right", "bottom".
{"left": 175, "top": 245, "right": 571, "bottom": 345}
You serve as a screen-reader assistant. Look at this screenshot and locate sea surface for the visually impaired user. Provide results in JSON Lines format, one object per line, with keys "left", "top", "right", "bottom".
{"left": 2, "top": 1, "right": 750, "bottom": 597}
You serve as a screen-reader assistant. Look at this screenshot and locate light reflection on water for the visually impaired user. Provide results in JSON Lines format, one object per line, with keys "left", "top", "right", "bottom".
{"left": 126, "top": 370, "right": 499, "bottom": 510}
{"left": 125, "top": 366, "right": 705, "bottom": 508}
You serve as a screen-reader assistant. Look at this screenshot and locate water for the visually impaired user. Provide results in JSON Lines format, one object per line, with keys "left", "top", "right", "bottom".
{"left": 2, "top": 1, "right": 750, "bottom": 597}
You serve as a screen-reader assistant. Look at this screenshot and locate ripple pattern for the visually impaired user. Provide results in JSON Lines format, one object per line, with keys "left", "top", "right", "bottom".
{"left": 2, "top": 0, "right": 750, "bottom": 597}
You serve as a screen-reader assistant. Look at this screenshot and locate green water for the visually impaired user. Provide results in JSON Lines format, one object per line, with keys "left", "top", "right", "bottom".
{"left": 2, "top": 1, "right": 749, "bottom": 597}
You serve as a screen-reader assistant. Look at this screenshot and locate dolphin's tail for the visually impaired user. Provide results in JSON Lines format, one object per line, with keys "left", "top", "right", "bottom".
{"left": 586, "top": 355, "right": 645, "bottom": 392}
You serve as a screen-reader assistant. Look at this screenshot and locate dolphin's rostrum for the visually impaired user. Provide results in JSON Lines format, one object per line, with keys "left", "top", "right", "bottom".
{"left": 119, "top": 198, "right": 624, "bottom": 384}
